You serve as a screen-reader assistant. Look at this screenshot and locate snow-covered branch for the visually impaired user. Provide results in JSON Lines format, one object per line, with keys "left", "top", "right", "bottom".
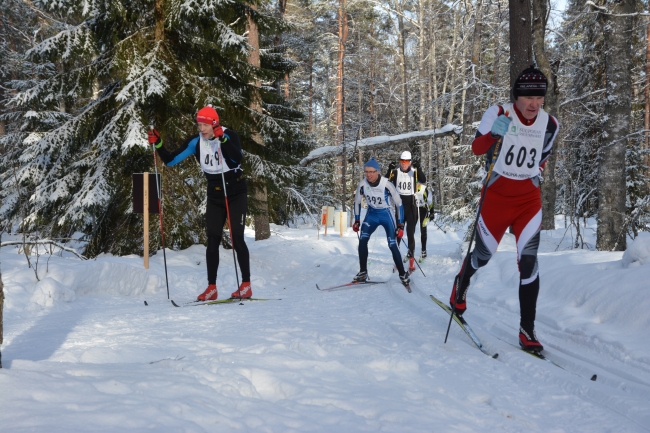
{"left": 299, "top": 125, "right": 462, "bottom": 166}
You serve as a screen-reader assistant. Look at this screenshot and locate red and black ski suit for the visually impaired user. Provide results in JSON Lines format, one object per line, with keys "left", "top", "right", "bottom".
{"left": 459, "top": 103, "right": 559, "bottom": 324}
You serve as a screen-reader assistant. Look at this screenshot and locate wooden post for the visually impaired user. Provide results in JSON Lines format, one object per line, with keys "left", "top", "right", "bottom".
{"left": 322, "top": 206, "right": 328, "bottom": 237}
{"left": 143, "top": 171, "right": 149, "bottom": 269}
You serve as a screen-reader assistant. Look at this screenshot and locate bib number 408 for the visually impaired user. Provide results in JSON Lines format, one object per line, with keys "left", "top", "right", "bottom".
{"left": 504, "top": 145, "right": 537, "bottom": 169}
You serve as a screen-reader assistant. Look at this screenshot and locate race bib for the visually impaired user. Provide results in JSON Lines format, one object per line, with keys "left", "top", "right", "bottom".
{"left": 493, "top": 105, "right": 549, "bottom": 180}
{"left": 364, "top": 177, "right": 391, "bottom": 209}
{"left": 396, "top": 169, "right": 415, "bottom": 195}
{"left": 199, "top": 137, "right": 225, "bottom": 175}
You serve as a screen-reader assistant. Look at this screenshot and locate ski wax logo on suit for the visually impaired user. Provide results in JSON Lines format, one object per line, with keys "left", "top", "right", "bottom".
{"left": 509, "top": 125, "right": 518, "bottom": 136}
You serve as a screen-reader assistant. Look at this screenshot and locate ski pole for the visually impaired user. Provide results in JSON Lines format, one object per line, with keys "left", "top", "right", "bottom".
{"left": 217, "top": 140, "right": 242, "bottom": 296}
{"left": 396, "top": 234, "right": 426, "bottom": 277}
{"left": 150, "top": 127, "right": 170, "bottom": 300}
{"left": 444, "top": 133, "right": 505, "bottom": 344}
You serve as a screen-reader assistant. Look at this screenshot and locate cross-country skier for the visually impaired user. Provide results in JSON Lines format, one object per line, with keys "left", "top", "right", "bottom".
{"left": 353, "top": 158, "right": 410, "bottom": 288}
{"left": 449, "top": 66, "right": 559, "bottom": 352}
{"left": 415, "top": 183, "right": 435, "bottom": 261}
{"left": 148, "top": 105, "right": 252, "bottom": 301}
{"left": 386, "top": 151, "right": 426, "bottom": 272}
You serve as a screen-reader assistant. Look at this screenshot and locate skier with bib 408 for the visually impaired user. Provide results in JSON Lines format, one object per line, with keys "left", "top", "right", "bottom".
{"left": 386, "top": 151, "right": 427, "bottom": 272}
{"left": 450, "top": 66, "right": 559, "bottom": 352}
{"left": 352, "top": 158, "right": 411, "bottom": 289}
{"left": 148, "top": 105, "right": 253, "bottom": 301}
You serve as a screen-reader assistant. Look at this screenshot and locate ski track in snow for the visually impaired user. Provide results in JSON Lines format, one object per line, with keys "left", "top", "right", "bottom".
{"left": 1, "top": 219, "right": 649, "bottom": 432}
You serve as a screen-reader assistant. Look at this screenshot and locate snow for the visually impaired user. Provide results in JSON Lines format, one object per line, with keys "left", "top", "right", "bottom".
{"left": 299, "top": 125, "right": 463, "bottom": 166}
{"left": 1, "top": 217, "right": 650, "bottom": 432}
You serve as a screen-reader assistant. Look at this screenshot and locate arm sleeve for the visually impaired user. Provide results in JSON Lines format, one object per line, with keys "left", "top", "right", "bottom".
{"left": 539, "top": 115, "right": 559, "bottom": 168}
{"left": 219, "top": 130, "right": 243, "bottom": 168}
{"left": 156, "top": 136, "right": 198, "bottom": 167}
{"left": 416, "top": 168, "right": 426, "bottom": 184}
{"left": 386, "top": 182, "right": 404, "bottom": 224}
{"left": 472, "top": 105, "right": 503, "bottom": 155}
{"left": 354, "top": 181, "right": 364, "bottom": 220}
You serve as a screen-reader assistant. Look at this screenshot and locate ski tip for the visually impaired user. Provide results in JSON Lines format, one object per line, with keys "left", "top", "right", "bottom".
{"left": 144, "top": 300, "right": 148, "bottom": 306}
{"left": 591, "top": 374, "right": 597, "bottom": 381}
{"left": 171, "top": 300, "right": 180, "bottom": 307}
{"left": 492, "top": 353, "right": 499, "bottom": 359}
{"left": 316, "top": 284, "right": 321, "bottom": 290}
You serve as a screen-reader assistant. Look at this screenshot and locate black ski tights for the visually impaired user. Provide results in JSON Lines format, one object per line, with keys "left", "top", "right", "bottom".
{"left": 205, "top": 192, "right": 250, "bottom": 284}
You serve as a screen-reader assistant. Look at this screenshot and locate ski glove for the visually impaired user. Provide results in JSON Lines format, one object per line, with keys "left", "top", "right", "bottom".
{"left": 352, "top": 220, "right": 360, "bottom": 232}
{"left": 429, "top": 208, "right": 435, "bottom": 220}
{"left": 490, "top": 114, "right": 511, "bottom": 138}
{"left": 148, "top": 129, "right": 162, "bottom": 148}
{"left": 396, "top": 223, "right": 404, "bottom": 239}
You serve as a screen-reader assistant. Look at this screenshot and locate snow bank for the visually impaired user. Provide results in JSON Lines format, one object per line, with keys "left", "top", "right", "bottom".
{"left": 622, "top": 233, "right": 650, "bottom": 267}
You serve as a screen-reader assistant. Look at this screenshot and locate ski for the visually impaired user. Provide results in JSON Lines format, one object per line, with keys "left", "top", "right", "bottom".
{"left": 429, "top": 294, "right": 498, "bottom": 359}
{"left": 171, "top": 298, "right": 280, "bottom": 307}
{"left": 500, "top": 339, "right": 597, "bottom": 381}
{"left": 316, "top": 280, "right": 386, "bottom": 292}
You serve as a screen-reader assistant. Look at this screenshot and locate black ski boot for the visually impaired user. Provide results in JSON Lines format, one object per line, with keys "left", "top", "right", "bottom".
{"left": 353, "top": 271, "right": 368, "bottom": 283}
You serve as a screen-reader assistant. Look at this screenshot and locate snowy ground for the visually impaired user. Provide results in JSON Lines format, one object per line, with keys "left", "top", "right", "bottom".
{"left": 1, "top": 217, "right": 649, "bottom": 432}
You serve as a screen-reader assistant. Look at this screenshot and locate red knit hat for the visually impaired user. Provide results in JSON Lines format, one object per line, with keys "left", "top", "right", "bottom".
{"left": 196, "top": 105, "right": 219, "bottom": 125}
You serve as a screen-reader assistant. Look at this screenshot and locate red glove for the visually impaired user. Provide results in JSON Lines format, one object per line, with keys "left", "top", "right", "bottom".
{"left": 148, "top": 129, "right": 161, "bottom": 147}
{"left": 396, "top": 223, "right": 404, "bottom": 239}
{"left": 213, "top": 124, "right": 224, "bottom": 139}
{"left": 352, "top": 220, "right": 360, "bottom": 232}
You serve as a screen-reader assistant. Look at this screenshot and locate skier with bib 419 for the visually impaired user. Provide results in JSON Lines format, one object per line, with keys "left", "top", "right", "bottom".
{"left": 449, "top": 66, "right": 559, "bottom": 352}
{"left": 352, "top": 158, "right": 411, "bottom": 289}
{"left": 148, "top": 105, "right": 253, "bottom": 301}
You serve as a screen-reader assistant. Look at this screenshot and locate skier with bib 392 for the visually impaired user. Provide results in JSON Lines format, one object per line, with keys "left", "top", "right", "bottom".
{"left": 352, "top": 158, "right": 410, "bottom": 289}
{"left": 386, "top": 151, "right": 426, "bottom": 273}
{"left": 148, "top": 105, "right": 252, "bottom": 301}
{"left": 449, "top": 66, "right": 559, "bottom": 352}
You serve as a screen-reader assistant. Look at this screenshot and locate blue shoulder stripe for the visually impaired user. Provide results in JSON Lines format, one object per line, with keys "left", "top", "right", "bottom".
{"left": 167, "top": 137, "right": 199, "bottom": 167}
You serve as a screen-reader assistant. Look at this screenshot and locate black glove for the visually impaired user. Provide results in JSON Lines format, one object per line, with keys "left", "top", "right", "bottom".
{"left": 412, "top": 160, "right": 419, "bottom": 169}
{"left": 388, "top": 161, "right": 396, "bottom": 171}
{"left": 429, "top": 208, "right": 435, "bottom": 220}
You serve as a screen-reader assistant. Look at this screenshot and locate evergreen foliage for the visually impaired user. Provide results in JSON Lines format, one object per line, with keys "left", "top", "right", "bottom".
{"left": 0, "top": 0, "right": 309, "bottom": 257}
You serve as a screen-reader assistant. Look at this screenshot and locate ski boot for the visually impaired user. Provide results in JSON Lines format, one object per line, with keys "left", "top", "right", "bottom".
{"left": 353, "top": 271, "right": 368, "bottom": 283}
{"left": 519, "top": 321, "right": 544, "bottom": 352}
{"left": 231, "top": 282, "right": 252, "bottom": 299}
{"left": 198, "top": 284, "right": 218, "bottom": 301}
{"left": 449, "top": 274, "right": 469, "bottom": 316}
{"left": 399, "top": 273, "right": 412, "bottom": 293}
{"left": 419, "top": 251, "right": 427, "bottom": 263}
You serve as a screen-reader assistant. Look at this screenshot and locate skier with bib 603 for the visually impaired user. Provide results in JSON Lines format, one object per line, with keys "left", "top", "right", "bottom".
{"left": 386, "top": 151, "right": 426, "bottom": 273}
{"left": 449, "top": 66, "right": 559, "bottom": 352}
{"left": 352, "top": 158, "right": 411, "bottom": 289}
{"left": 148, "top": 105, "right": 252, "bottom": 301}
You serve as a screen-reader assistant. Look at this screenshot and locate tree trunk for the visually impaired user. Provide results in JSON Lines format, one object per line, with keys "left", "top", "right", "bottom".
{"left": 337, "top": 0, "right": 349, "bottom": 211}
{"left": 246, "top": 4, "right": 271, "bottom": 241}
{"left": 154, "top": 0, "right": 164, "bottom": 41}
{"left": 645, "top": 14, "right": 650, "bottom": 172}
{"left": 532, "top": 0, "right": 558, "bottom": 230}
{"left": 464, "top": 0, "right": 483, "bottom": 131}
{"left": 396, "top": 0, "right": 409, "bottom": 131}
{"left": 596, "top": 0, "right": 634, "bottom": 251}
{"left": 509, "top": 0, "right": 532, "bottom": 100}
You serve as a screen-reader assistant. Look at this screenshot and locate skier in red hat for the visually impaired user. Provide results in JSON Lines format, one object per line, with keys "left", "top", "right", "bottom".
{"left": 148, "top": 105, "right": 252, "bottom": 301}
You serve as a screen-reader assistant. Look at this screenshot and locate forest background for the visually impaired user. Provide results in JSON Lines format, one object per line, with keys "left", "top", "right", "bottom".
{"left": 0, "top": 0, "right": 646, "bottom": 260}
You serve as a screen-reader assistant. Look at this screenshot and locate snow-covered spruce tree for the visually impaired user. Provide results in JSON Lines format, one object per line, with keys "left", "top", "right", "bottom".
{"left": 1, "top": 0, "right": 307, "bottom": 257}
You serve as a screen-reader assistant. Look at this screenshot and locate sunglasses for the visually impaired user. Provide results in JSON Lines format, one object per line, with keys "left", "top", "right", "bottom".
{"left": 400, "top": 159, "right": 411, "bottom": 163}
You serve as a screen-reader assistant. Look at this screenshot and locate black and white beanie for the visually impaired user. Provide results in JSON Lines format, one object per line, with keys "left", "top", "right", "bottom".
{"left": 513, "top": 66, "right": 547, "bottom": 99}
